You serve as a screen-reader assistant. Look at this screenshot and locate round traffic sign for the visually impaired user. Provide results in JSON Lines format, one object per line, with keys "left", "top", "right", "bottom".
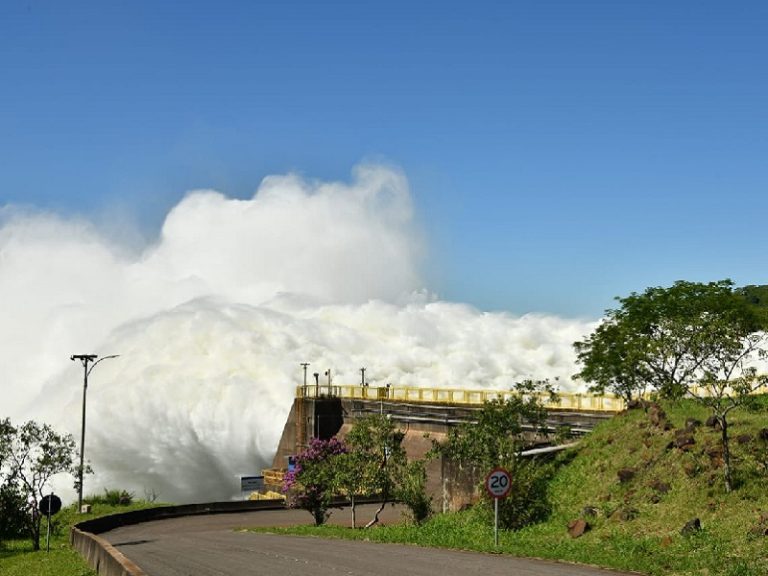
{"left": 485, "top": 467, "right": 511, "bottom": 499}
{"left": 39, "top": 494, "right": 62, "bottom": 516}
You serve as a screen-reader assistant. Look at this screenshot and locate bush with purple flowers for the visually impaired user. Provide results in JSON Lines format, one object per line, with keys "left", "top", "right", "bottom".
{"left": 282, "top": 437, "right": 347, "bottom": 525}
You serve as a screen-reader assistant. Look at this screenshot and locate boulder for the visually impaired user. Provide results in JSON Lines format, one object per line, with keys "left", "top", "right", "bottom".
{"left": 617, "top": 468, "right": 636, "bottom": 483}
{"left": 681, "top": 518, "right": 701, "bottom": 536}
{"left": 619, "top": 507, "right": 639, "bottom": 521}
{"left": 684, "top": 418, "right": 702, "bottom": 432}
{"left": 581, "top": 506, "right": 599, "bottom": 518}
{"left": 567, "top": 518, "right": 589, "bottom": 538}
{"left": 673, "top": 431, "right": 695, "bottom": 450}
{"left": 650, "top": 480, "right": 671, "bottom": 494}
{"left": 736, "top": 434, "right": 753, "bottom": 445}
{"left": 649, "top": 404, "right": 667, "bottom": 428}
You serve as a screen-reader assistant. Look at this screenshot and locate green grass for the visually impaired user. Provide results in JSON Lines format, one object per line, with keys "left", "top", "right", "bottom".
{"left": 248, "top": 397, "right": 768, "bottom": 576}
{"left": 0, "top": 500, "right": 165, "bottom": 576}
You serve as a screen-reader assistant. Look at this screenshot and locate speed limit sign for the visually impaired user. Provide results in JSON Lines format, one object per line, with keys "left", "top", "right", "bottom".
{"left": 485, "top": 467, "right": 511, "bottom": 499}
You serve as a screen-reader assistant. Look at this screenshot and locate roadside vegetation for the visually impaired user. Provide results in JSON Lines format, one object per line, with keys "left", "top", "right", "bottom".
{"left": 260, "top": 280, "right": 768, "bottom": 576}
{"left": 0, "top": 496, "right": 164, "bottom": 576}
{"left": 253, "top": 396, "right": 768, "bottom": 576}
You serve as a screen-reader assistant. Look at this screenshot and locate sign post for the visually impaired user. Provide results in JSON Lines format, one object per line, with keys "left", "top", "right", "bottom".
{"left": 484, "top": 468, "right": 511, "bottom": 547}
{"left": 39, "top": 494, "right": 62, "bottom": 553}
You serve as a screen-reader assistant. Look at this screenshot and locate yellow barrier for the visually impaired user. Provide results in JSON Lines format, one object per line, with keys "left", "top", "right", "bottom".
{"left": 296, "top": 384, "right": 627, "bottom": 413}
{"left": 263, "top": 468, "right": 286, "bottom": 486}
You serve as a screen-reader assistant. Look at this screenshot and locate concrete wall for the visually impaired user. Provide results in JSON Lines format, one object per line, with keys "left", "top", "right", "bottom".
{"left": 70, "top": 529, "right": 148, "bottom": 576}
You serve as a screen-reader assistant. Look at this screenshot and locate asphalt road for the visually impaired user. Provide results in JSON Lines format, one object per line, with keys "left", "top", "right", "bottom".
{"left": 103, "top": 505, "right": 636, "bottom": 576}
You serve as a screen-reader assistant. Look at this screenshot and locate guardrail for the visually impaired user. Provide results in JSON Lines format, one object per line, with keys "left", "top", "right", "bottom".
{"left": 296, "top": 384, "right": 627, "bottom": 413}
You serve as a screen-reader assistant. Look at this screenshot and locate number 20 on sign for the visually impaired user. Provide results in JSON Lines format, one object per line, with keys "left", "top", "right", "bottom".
{"left": 485, "top": 467, "right": 511, "bottom": 546}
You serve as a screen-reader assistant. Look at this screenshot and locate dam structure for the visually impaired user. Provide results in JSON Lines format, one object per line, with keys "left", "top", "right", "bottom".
{"left": 265, "top": 383, "right": 624, "bottom": 510}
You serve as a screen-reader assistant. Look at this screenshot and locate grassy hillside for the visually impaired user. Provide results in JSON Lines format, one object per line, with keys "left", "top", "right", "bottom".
{"left": 256, "top": 397, "right": 768, "bottom": 575}
{"left": 538, "top": 397, "right": 768, "bottom": 574}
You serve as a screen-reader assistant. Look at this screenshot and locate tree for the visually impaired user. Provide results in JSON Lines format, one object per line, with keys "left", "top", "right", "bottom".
{"left": 2, "top": 420, "right": 78, "bottom": 549}
{"left": 0, "top": 418, "right": 26, "bottom": 545}
{"left": 574, "top": 320, "right": 651, "bottom": 404}
{"left": 574, "top": 279, "right": 767, "bottom": 492}
{"left": 340, "top": 415, "right": 408, "bottom": 528}
{"left": 394, "top": 459, "right": 432, "bottom": 525}
{"left": 282, "top": 437, "right": 347, "bottom": 526}
{"left": 436, "top": 379, "right": 557, "bottom": 529}
{"left": 440, "top": 380, "right": 556, "bottom": 468}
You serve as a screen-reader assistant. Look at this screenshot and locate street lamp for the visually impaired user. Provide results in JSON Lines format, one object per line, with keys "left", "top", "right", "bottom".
{"left": 71, "top": 353, "right": 119, "bottom": 512}
{"left": 300, "top": 363, "right": 310, "bottom": 393}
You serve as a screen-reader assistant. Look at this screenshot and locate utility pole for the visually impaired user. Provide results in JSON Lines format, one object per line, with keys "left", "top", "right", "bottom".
{"left": 71, "top": 354, "right": 119, "bottom": 512}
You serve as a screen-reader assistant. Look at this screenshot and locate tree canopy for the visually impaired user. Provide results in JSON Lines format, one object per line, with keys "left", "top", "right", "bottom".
{"left": 574, "top": 279, "right": 768, "bottom": 492}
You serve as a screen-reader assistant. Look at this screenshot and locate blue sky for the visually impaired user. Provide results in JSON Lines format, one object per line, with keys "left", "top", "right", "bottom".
{"left": 2, "top": 1, "right": 766, "bottom": 317}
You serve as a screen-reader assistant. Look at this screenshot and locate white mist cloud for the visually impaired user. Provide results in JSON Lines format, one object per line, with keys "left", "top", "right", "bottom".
{"left": 0, "top": 165, "right": 595, "bottom": 503}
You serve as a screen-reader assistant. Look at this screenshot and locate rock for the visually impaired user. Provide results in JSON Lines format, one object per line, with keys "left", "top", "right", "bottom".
{"left": 617, "top": 468, "right": 636, "bottom": 483}
{"left": 673, "top": 431, "right": 695, "bottom": 450}
{"left": 582, "top": 506, "right": 599, "bottom": 518}
{"left": 649, "top": 404, "right": 667, "bottom": 427}
{"left": 736, "top": 434, "right": 753, "bottom": 445}
{"left": 706, "top": 445, "right": 724, "bottom": 459}
{"left": 685, "top": 418, "right": 702, "bottom": 432}
{"left": 619, "top": 507, "right": 639, "bottom": 521}
{"left": 650, "top": 480, "right": 671, "bottom": 494}
{"left": 705, "top": 416, "right": 721, "bottom": 429}
{"left": 567, "top": 518, "right": 589, "bottom": 538}
{"left": 758, "top": 428, "right": 768, "bottom": 442}
{"left": 681, "top": 518, "right": 701, "bottom": 536}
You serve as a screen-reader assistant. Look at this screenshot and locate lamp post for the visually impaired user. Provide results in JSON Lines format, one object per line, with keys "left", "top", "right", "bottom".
{"left": 300, "top": 362, "right": 310, "bottom": 395}
{"left": 71, "top": 354, "right": 119, "bottom": 512}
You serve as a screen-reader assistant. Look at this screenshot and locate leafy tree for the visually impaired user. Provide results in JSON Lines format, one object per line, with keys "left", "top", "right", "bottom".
{"left": 0, "top": 418, "right": 12, "bottom": 482}
{"left": 436, "top": 379, "right": 557, "bottom": 529}
{"left": 282, "top": 437, "right": 347, "bottom": 526}
{"left": 2, "top": 420, "right": 78, "bottom": 549}
{"left": 0, "top": 418, "right": 27, "bottom": 544}
{"left": 0, "top": 482, "right": 27, "bottom": 542}
{"left": 574, "top": 280, "right": 768, "bottom": 492}
{"left": 394, "top": 459, "right": 432, "bottom": 525}
{"left": 341, "top": 415, "right": 408, "bottom": 528}
{"left": 440, "top": 380, "right": 556, "bottom": 468}
{"left": 574, "top": 320, "right": 650, "bottom": 404}
{"left": 738, "top": 284, "right": 768, "bottom": 329}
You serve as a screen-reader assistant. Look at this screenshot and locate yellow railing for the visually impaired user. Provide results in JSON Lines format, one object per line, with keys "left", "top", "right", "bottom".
{"left": 296, "top": 384, "right": 627, "bottom": 413}
{"left": 263, "top": 468, "right": 286, "bottom": 487}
